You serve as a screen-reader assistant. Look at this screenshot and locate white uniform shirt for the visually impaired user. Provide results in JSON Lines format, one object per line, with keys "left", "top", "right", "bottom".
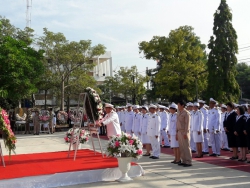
{"left": 160, "top": 111, "right": 169, "bottom": 131}
{"left": 140, "top": 113, "right": 149, "bottom": 134}
{"left": 168, "top": 113, "right": 177, "bottom": 135}
{"left": 220, "top": 111, "right": 226, "bottom": 131}
{"left": 189, "top": 110, "right": 194, "bottom": 131}
{"left": 101, "top": 111, "right": 121, "bottom": 137}
{"left": 207, "top": 107, "right": 221, "bottom": 132}
{"left": 124, "top": 110, "right": 134, "bottom": 131}
{"left": 147, "top": 113, "right": 161, "bottom": 137}
{"left": 132, "top": 113, "right": 141, "bottom": 133}
{"left": 200, "top": 107, "right": 208, "bottom": 130}
{"left": 191, "top": 110, "right": 204, "bottom": 132}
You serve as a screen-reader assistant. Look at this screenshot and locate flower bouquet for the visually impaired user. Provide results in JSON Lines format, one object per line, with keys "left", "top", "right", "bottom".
{"left": 57, "top": 111, "right": 68, "bottom": 124}
{"left": 64, "top": 128, "right": 90, "bottom": 144}
{"left": 106, "top": 132, "right": 143, "bottom": 159}
{"left": 0, "top": 108, "right": 16, "bottom": 156}
{"left": 39, "top": 110, "right": 52, "bottom": 123}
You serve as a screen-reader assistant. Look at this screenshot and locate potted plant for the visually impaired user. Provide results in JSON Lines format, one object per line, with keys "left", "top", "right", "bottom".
{"left": 106, "top": 132, "right": 143, "bottom": 182}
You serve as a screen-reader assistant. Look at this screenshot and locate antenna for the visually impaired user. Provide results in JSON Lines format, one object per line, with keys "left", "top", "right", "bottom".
{"left": 26, "top": 0, "right": 32, "bottom": 27}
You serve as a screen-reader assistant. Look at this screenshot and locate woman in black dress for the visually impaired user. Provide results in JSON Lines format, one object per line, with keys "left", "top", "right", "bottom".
{"left": 234, "top": 106, "right": 247, "bottom": 162}
{"left": 224, "top": 102, "right": 238, "bottom": 160}
{"left": 245, "top": 105, "right": 250, "bottom": 163}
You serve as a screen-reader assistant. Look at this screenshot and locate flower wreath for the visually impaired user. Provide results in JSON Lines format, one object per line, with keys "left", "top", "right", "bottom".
{"left": 15, "top": 113, "right": 27, "bottom": 121}
{"left": 64, "top": 128, "right": 90, "bottom": 144}
{"left": 39, "top": 110, "right": 53, "bottom": 123}
{"left": 84, "top": 87, "right": 103, "bottom": 121}
{"left": 57, "top": 111, "right": 68, "bottom": 124}
{"left": 0, "top": 108, "right": 17, "bottom": 156}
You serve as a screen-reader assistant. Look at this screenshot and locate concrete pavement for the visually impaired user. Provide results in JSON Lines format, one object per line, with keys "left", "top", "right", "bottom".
{"left": 1, "top": 133, "right": 250, "bottom": 188}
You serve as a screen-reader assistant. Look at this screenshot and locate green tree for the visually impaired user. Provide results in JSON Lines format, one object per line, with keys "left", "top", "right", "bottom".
{"left": 102, "top": 66, "right": 148, "bottom": 104}
{"left": 0, "top": 36, "right": 44, "bottom": 101}
{"left": 139, "top": 26, "right": 207, "bottom": 102}
{"left": 37, "top": 28, "right": 106, "bottom": 110}
{"left": 207, "top": 0, "right": 240, "bottom": 102}
{"left": 236, "top": 63, "right": 250, "bottom": 99}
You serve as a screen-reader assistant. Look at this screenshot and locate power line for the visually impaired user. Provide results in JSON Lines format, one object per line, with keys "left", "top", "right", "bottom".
{"left": 238, "top": 58, "right": 250, "bottom": 61}
{"left": 239, "top": 46, "right": 250, "bottom": 50}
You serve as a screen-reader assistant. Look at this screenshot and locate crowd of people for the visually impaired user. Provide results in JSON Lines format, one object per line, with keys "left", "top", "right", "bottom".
{"left": 109, "top": 99, "right": 250, "bottom": 167}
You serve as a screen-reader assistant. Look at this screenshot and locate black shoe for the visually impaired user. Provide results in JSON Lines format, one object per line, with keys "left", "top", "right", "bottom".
{"left": 151, "top": 156, "right": 159, "bottom": 159}
{"left": 192, "top": 150, "right": 196, "bottom": 153}
{"left": 230, "top": 150, "right": 233, "bottom": 152}
{"left": 202, "top": 152, "right": 209, "bottom": 155}
{"left": 183, "top": 164, "right": 192, "bottom": 167}
{"left": 209, "top": 146, "right": 212, "bottom": 148}
{"left": 149, "top": 156, "right": 154, "bottom": 158}
{"left": 171, "top": 160, "right": 176, "bottom": 163}
{"left": 178, "top": 163, "right": 186, "bottom": 166}
{"left": 224, "top": 148, "right": 230, "bottom": 151}
{"left": 174, "top": 160, "right": 182, "bottom": 164}
{"left": 209, "top": 153, "right": 217, "bottom": 157}
{"left": 195, "top": 155, "right": 203, "bottom": 158}
{"left": 229, "top": 156, "right": 238, "bottom": 160}
{"left": 163, "top": 146, "right": 170, "bottom": 148}
{"left": 143, "top": 153, "right": 151, "bottom": 156}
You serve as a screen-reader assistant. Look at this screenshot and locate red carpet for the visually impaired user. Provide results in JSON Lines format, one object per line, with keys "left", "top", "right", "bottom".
{"left": 0, "top": 149, "right": 136, "bottom": 180}
{"left": 161, "top": 147, "right": 250, "bottom": 173}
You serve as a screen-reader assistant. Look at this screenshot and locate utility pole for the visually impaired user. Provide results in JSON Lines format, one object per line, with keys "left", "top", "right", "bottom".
{"left": 26, "top": 0, "right": 32, "bottom": 27}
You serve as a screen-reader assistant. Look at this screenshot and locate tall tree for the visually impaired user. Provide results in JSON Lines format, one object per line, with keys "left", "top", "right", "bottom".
{"left": 37, "top": 28, "right": 106, "bottom": 110}
{"left": 139, "top": 26, "right": 207, "bottom": 102}
{"left": 207, "top": 0, "right": 239, "bottom": 102}
{"left": 236, "top": 63, "right": 250, "bottom": 99}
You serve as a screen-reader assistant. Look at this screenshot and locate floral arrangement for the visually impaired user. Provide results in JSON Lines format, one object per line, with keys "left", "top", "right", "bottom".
{"left": 70, "top": 111, "right": 82, "bottom": 124}
{"left": 15, "top": 113, "right": 27, "bottom": 121}
{"left": 106, "top": 132, "right": 143, "bottom": 159}
{"left": 0, "top": 108, "right": 16, "bottom": 156}
{"left": 39, "top": 110, "right": 52, "bottom": 123}
{"left": 84, "top": 87, "right": 103, "bottom": 121}
{"left": 64, "top": 128, "right": 90, "bottom": 144}
{"left": 57, "top": 111, "right": 68, "bottom": 124}
{"left": 27, "top": 108, "right": 40, "bottom": 123}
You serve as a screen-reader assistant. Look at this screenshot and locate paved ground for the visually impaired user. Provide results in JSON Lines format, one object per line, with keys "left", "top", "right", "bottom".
{"left": 1, "top": 132, "right": 250, "bottom": 188}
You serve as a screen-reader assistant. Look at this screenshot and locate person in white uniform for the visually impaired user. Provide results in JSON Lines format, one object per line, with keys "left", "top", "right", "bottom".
{"left": 132, "top": 105, "right": 141, "bottom": 139}
{"left": 139, "top": 106, "right": 151, "bottom": 156}
{"left": 98, "top": 103, "right": 121, "bottom": 138}
{"left": 168, "top": 103, "right": 180, "bottom": 164}
{"left": 119, "top": 106, "right": 126, "bottom": 132}
{"left": 191, "top": 102, "right": 204, "bottom": 158}
{"left": 124, "top": 103, "right": 134, "bottom": 135}
{"left": 207, "top": 98, "right": 221, "bottom": 157}
{"left": 187, "top": 102, "right": 196, "bottom": 153}
{"left": 220, "top": 104, "right": 230, "bottom": 151}
{"left": 147, "top": 104, "right": 161, "bottom": 159}
{"left": 159, "top": 105, "right": 170, "bottom": 148}
{"left": 198, "top": 99, "right": 209, "bottom": 155}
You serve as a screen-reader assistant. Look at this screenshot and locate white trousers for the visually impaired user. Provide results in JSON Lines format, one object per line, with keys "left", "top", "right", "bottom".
{"left": 149, "top": 136, "right": 160, "bottom": 157}
{"left": 221, "top": 131, "right": 229, "bottom": 149}
{"left": 120, "top": 124, "right": 126, "bottom": 132}
{"left": 134, "top": 132, "right": 141, "bottom": 141}
{"left": 161, "top": 130, "right": 170, "bottom": 146}
{"left": 202, "top": 132, "right": 209, "bottom": 152}
{"left": 209, "top": 132, "right": 221, "bottom": 155}
{"left": 190, "top": 131, "right": 196, "bottom": 151}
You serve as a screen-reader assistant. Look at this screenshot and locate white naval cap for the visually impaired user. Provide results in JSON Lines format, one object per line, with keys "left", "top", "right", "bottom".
{"left": 169, "top": 103, "right": 177, "bottom": 109}
{"left": 105, "top": 103, "right": 114, "bottom": 108}
{"left": 193, "top": 102, "right": 199, "bottom": 107}
{"left": 164, "top": 106, "right": 169, "bottom": 110}
{"left": 158, "top": 105, "right": 165, "bottom": 109}
{"left": 198, "top": 99, "right": 206, "bottom": 104}
{"left": 142, "top": 106, "right": 148, "bottom": 111}
{"left": 133, "top": 105, "right": 139, "bottom": 109}
{"left": 234, "top": 103, "right": 239, "bottom": 107}
{"left": 221, "top": 104, "right": 227, "bottom": 109}
{"left": 187, "top": 102, "right": 194, "bottom": 107}
{"left": 126, "top": 103, "right": 132, "bottom": 107}
{"left": 210, "top": 98, "right": 217, "bottom": 103}
{"left": 149, "top": 104, "right": 157, "bottom": 109}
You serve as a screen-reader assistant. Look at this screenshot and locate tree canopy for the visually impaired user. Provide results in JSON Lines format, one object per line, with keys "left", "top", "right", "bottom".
{"left": 206, "top": 0, "right": 240, "bottom": 102}
{"left": 139, "top": 26, "right": 207, "bottom": 102}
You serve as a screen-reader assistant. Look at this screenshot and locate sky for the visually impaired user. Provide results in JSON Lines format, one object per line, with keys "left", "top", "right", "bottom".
{"left": 1, "top": 0, "right": 250, "bottom": 75}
